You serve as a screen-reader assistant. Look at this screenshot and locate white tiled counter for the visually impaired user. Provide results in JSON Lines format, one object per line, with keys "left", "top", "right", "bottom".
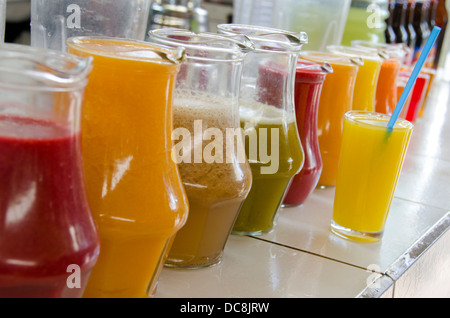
{"left": 154, "top": 71, "right": 450, "bottom": 299}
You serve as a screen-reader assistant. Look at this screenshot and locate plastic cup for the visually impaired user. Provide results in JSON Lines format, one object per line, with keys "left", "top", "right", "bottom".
{"left": 31, "top": 0, "right": 151, "bottom": 51}
{"left": 396, "top": 73, "right": 412, "bottom": 119}
{"left": 418, "top": 67, "right": 436, "bottom": 117}
{"left": 399, "top": 69, "right": 430, "bottom": 123}
{"left": 331, "top": 111, "right": 413, "bottom": 242}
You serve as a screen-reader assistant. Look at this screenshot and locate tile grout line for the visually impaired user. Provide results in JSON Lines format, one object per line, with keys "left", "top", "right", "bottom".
{"left": 245, "top": 235, "right": 386, "bottom": 275}
{"left": 394, "top": 195, "right": 450, "bottom": 212}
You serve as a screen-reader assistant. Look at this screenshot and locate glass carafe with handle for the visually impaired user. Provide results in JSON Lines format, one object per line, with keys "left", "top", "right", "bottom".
{"left": 283, "top": 60, "right": 333, "bottom": 207}
{"left": 148, "top": 29, "right": 254, "bottom": 268}
{"left": 0, "top": 43, "right": 100, "bottom": 298}
{"left": 218, "top": 24, "right": 307, "bottom": 235}
{"left": 68, "top": 36, "right": 188, "bottom": 297}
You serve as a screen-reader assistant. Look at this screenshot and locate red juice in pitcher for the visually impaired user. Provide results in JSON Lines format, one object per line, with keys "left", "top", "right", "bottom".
{"left": 0, "top": 115, "right": 100, "bottom": 298}
{"left": 283, "top": 60, "right": 331, "bottom": 206}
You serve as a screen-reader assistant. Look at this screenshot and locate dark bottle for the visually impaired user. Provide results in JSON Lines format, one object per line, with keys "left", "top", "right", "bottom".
{"left": 412, "top": 0, "right": 431, "bottom": 64}
{"left": 429, "top": 0, "right": 438, "bottom": 29}
{"left": 426, "top": 0, "right": 438, "bottom": 67}
{"left": 386, "top": 0, "right": 398, "bottom": 43}
{"left": 406, "top": 0, "right": 418, "bottom": 47}
{"left": 434, "top": 0, "right": 449, "bottom": 68}
{"left": 393, "top": 0, "right": 409, "bottom": 43}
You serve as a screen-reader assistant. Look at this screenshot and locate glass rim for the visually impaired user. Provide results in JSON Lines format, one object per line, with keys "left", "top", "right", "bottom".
{"left": 0, "top": 42, "right": 92, "bottom": 91}
{"left": 327, "top": 45, "right": 384, "bottom": 62}
{"left": 350, "top": 40, "right": 409, "bottom": 60}
{"left": 297, "top": 59, "right": 334, "bottom": 74}
{"left": 344, "top": 111, "right": 414, "bottom": 131}
{"left": 147, "top": 28, "right": 254, "bottom": 61}
{"left": 67, "top": 35, "right": 186, "bottom": 65}
{"left": 217, "top": 23, "right": 308, "bottom": 54}
{"left": 299, "top": 51, "right": 363, "bottom": 68}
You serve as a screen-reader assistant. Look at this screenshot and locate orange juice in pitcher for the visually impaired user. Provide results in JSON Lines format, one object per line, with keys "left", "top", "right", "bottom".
{"left": 68, "top": 37, "right": 188, "bottom": 298}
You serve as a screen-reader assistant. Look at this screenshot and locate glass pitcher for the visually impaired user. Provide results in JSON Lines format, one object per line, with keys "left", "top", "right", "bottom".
{"left": 218, "top": 24, "right": 307, "bottom": 235}
{"left": 0, "top": 43, "right": 100, "bottom": 298}
{"left": 148, "top": 29, "right": 254, "bottom": 268}
{"left": 67, "top": 37, "right": 188, "bottom": 298}
{"left": 327, "top": 45, "right": 383, "bottom": 112}
{"left": 351, "top": 40, "right": 407, "bottom": 115}
{"left": 283, "top": 60, "right": 333, "bottom": 207}
{"left": 299, "top": 51, "right": 361, "bottom": 188}
{"left": 31, "top": 0, "right": 151, "bottom": 51}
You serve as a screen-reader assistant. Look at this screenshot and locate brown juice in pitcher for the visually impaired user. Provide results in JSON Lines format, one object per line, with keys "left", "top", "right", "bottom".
{"left": 166, "top": 92, "right": 252, "bottom": 268}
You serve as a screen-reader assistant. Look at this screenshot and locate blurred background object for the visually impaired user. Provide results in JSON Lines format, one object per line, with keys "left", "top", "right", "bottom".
{"left": 30, "top": 0, "right": 151, "bottom": 51}
{"left": 2, "top": 0, "right": 450, "bottom": 74}
{"left": 341, "top": 0, "right": 389, "bottom": 45}
{"left": 147, "top": 0, "right": 209, "bottom": 34}
{"left": 232, "top": 0, "right": 352, "bottom": 51}
{"left": 0, "top": 0, "right": 5, "bottom": 42}
{"left": 5, "top": 0, "right": 30, "bottom": 44}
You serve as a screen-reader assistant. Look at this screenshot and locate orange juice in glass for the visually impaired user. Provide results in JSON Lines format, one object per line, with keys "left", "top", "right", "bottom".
{"left": 332, "top": 111, "right": 413, "bottom": 242}
{"left": 299, "top": 51, "right": 359, "bottom": 188}
{"left": 68, "top": 37, "right": 188, "bottom": 298}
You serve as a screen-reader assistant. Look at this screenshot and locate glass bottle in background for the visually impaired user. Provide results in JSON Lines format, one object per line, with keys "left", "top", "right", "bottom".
{"left": 434, "top": 0, "right": 448, "bottom": 68}
{"left": 148, "top": 29, "right": 254, "bottom": 268}
{"left": 68, "top": 37, "right": 188, "bottom": 298}
{"left": 218, "top": 24, "right": 306, "bottom": 235}
{"left": 412, "top": 0, "right": 431, "bottom": 64}
{"left": 386, "top": 0, "right": 398, "bottom": 42}
{"left": 425, "top": 0, "right": 438, "bottom": 66}
{"left": 0, "top": 43, "right": 100, "bottom": 298}
{"left": 405, "top": 0, "right": 418, "bottom": 57}
{"left": 393, "top": 0, "right": 409, "bottom": 44}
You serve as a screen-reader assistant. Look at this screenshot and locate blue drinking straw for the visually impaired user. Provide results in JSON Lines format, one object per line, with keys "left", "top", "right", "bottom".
{"left": 387, "top": 26, "right": 442, "bottom": 131}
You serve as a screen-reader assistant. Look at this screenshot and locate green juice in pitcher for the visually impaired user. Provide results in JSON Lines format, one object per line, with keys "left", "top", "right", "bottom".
{"left": 232, "top": 102, "right": 304, "bottom": 235}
